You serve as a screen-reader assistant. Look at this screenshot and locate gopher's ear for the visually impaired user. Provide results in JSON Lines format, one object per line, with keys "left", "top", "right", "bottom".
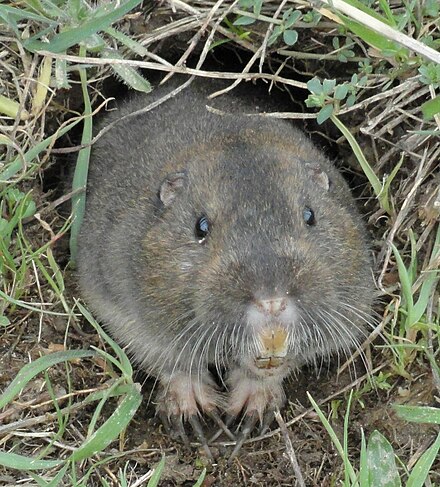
{"left": 158, "top": 171, "right": 187, "bottom": 207}
{"left": 305, "top": 162, "right": 330, "bottom": 191}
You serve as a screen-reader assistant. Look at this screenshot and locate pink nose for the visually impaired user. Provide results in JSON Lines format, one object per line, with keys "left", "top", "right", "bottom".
{"left": 255, "top": 297, "right": 287, "bottom": 317}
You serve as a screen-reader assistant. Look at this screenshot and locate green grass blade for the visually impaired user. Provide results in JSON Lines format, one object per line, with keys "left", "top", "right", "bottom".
{"left": 83, "top": 384, "right": 136, "bottom": 405}
{"left": 381, "top": 156, "right": 403, "bottom": 214}
{"left": 359, "top": 429, "right": 368, "bottom": 486}
{"left": 307, "top": 392, "right": 358, "bottom": 485}
{"left": 0, "top": 117, "right": 81, "bottom": 182}
{"left": 26, "top": 0, "right": 68, "bottom": 20}
{"left": 105, "top": 26, "right": 149, "bottom": 56}
{"left": 343, "top": 390, "right": 354, "bottom": 486}
{"left": 0, "top": 350, "right": 94, "bottom": 409}
{"left": 378, "top": 0, "right": 398, "bottom": 26}
{"left": 35, "top": 462, "right": 70, "bottom": 486}
{"left": 69, "top": 45, "right": 92, "bottom": 265}
{"left": 0, "top": 451, "right": 63, "bottom": 470}
{"left": 0, "top": 94, "right": 27, "bottom": 119}
{"left": 329, "top": 0, "right": 405, "bottom": 55}
{"left": 339, "top": 0, "right": 395, "bottom": 25}
{"left": 0, "top": 289, "right": 74, "bottom": 316}
{"left": 412, "top": 270, "right": 439, "bottom": 326}
{"left": 193, "top": 469, "right": 207, "bottom": 487}
{"left": 343, "top": 17, "right": 401, "bottom": 54}
{"left": 77, "top": 301, "right": 133, "bottom": 377}
{"left": 406, "top": 432, "right": 440, "bottom": 487}
{"left": 390, "top": 243, "right": 414, "bottom": 327}
{"left": 54, "top": 57, "right": 70, "bottom": 89}
{"left": 70, "top": 383, "right": 142, "bottom": 461}
{"left": 330, "top": 114, "right": 388, "bottom": 214}
{"left": 86, "top": 378, "right": 125, "bottom": 438}
{"left": 0, "top": 4, "right": 56, "bottom": 24}
{"left": 393, "top": 405, "right": 440, "bottom": 424}
{"left": 412, "top": 224, "right": 440, "bottom": 324}
{"left": 23, "top": 0, "right": 144, "bottom": 53}
{"left": 147, "top": 457, "right": 166, "bottom": 487}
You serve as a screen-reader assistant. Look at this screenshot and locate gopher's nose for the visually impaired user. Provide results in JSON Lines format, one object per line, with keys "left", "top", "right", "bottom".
{"left": 255, "top": 297, "right": 288, "bottom": 317}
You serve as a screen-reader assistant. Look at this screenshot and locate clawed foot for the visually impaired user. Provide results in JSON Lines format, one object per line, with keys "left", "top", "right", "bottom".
{"left": 226, "top": 367, "right": 286, "bottom": 461}
{"left": 156, "top": 372, "right": 228, "bottom": 459}
{"left": 156, "top": 369, "right": 285, "bottom": 460}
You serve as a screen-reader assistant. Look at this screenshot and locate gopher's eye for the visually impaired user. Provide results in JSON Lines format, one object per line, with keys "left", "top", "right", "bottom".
{"left": 195, "top": 215, "right": 210, "bottom": 243}
{"left": 303, "top": 207, "right": 316, "bottom": 226}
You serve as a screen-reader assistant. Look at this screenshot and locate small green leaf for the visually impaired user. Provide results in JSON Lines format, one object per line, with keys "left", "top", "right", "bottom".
{"left": 0, "top": 315, "right": 10, "bottom": 327}
{"left": 21, "top": 199, "right": 36, "bottom": 219}
{"left": 233, "top": 15, "right": 255, "bottom": 26}
{"left": 346, "top": 93, "right": 356, "bottom": 107}
{"left": 102, "top": 48, "right": 151, "bottom": 93}
{"left": 307, "top": 77, "right": 323, "bottom": 95}
{"left": 317, "top": 104, "right": 334, "bottom": 124}
{"left": 334, "top": 84, "right": 348, "bottom": 100}
{"left": 253, "top": 0, "right": 262, "bottom": 16}
{"left": 238, "top": 0, "right": 253, "bottom": 8}
{"left": 367, "top": 431, "right": 401, "bottom": 487}
{"left": 267, "top": 25, "right": 283, "bottom": 46}
{"left": 421, "top": 95, "right": 440, "bottom": 120}
{"left": 284, "top": 10, "right": 301, "bottom": 28}
{"left": 283, "top": 29, "right": 298, "bottom": 46}
{"left": 423, "top": 0, "right": 439, "bottom": 17}
{"left": 322, "top": 79, "right": 336, "bottom": 95}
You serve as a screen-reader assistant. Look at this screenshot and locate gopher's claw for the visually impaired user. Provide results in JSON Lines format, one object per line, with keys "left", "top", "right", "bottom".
{"left": 208, "top": 410, "right": 236, "bottom": 442}
{"left": 259, "top": 408, "right": 276, "bottom": 436}
{"left": 228, "top": 411, "right": 259, "bottom": 462}
{"left": 169, "top": 413, "right": 190, "bottom": 446}
{"left": 188, "top": 414, "right": 213, "bottom": 459}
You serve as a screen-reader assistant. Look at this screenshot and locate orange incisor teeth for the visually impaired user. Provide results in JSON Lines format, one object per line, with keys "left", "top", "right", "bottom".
{"left": 255, "top": 327, "right": 288, "bottom": 369}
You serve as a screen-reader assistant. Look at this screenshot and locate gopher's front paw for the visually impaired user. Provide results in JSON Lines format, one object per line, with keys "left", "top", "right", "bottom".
{"left": 226, "top": 367, "right": 286, "bottom": 460}
{"left": 155, "top": 372, "right": 224, "bottom": 457}
{"left": 227, "top": 367, "right": 286, "bottom": 419}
